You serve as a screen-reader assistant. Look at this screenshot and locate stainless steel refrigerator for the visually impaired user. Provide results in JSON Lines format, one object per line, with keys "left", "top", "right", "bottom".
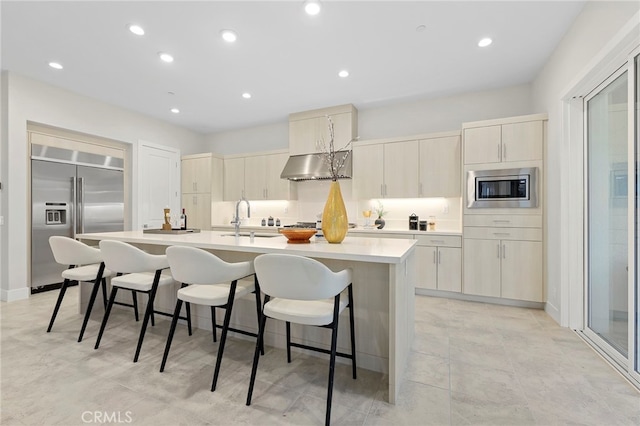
{"left": 31, "top": 148, "right": 124, "bottom": 290}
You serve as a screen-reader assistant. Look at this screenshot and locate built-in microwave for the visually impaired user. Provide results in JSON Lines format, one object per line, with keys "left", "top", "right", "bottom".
{"left": 467, "top": 167, "right": 538, "bottom": 208}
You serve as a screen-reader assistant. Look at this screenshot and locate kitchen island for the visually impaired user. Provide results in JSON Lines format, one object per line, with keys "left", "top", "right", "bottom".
{"left": 77, "top": 230, "right": 416, "bottom": 404}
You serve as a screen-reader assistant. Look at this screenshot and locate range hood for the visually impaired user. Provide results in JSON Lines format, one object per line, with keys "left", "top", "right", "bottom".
{"left": 280, "top": 151, "right": 352, "bottom": 181}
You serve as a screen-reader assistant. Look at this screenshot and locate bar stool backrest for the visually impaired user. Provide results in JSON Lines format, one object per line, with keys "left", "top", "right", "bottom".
{"left": 99, "top": 240, "right": 168, "bottom": 273}
{"left": 49, "top": 236, "right": 103, "bottom": 266}
{"left": 166, "top": 246, "right": 254, "bottom": 285}
{"left": 254, "top": 253, "right": 351, "bottom": 301}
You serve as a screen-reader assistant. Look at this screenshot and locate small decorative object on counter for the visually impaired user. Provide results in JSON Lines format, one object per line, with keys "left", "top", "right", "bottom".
{"left": 180, "top": 208, "right": 187, "bottom": 230}
{"left": 162, "top": 208, "right": 172, "bottom": 230}
{"left": 374, "top": 200, "right": 387, "bottom": 229}
{"left": 428, "top": 216, "right": 436, "bottom": 231}
{"left": 268, "top": 216, "right": 274, "bottom": 226}
{"left": 275, "top": 218, "right": 281, "bottom": 227}
{"left": 409, "top": 213, "right": 419, "bottom": 230}
{"left": 316, "top": 214, "right": 324, "bottom": 240}
{"left": 261, "top": 218, "right": 266, "bottom": 226}
{"left": 419, "top": 221, "right": 427, "bottom": 231}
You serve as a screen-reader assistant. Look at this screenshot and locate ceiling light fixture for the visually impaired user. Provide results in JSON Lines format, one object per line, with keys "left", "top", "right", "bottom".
{"left": 242, "top": 93, "right": 252, "bottom": 99}
{"left": 171, "top": 108, "right": 180, "bottom": 114}
{"left": 304, "top": 0, "right": 321, "bottom": 16}
{"left": 478, "top": 37, "right": 492, "bottom": 47}
{"left": 416, "top": 25, "right": 426, "bottom": 32}
{"left": 48, "top": 62, "right": 63, "bottom": 70}
{"left": 128, "top": 24, "right": 145, "bottom": 36}
{"left": 221, "top": 29, "right": 237, "bottom": 43}
{"left": 338, "top": 70, "right": 349, "bottom": 78}
{"left": 159, "top": 52, "right": 174, "bottom": 63}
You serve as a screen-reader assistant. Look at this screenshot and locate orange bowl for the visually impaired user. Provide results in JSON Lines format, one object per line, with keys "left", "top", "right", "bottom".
{"left": 278, "top": 228, "right": 316, "bottom": 244}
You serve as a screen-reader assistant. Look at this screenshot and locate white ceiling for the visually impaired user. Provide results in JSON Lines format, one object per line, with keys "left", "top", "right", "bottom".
{"left": 1, "top": 1, "right": 585, "bottom": 135}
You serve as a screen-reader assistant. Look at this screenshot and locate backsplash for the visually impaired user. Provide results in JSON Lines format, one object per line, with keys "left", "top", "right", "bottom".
{"left": 211, "top": 179, "right": 461, "bottom": 232}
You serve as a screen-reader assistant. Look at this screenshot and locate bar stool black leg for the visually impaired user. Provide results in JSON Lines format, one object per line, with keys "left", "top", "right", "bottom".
{"left": 78, "top": 263, "right": 106, "bottom": 342}
{"left": 348, "top": 284, "right": 357, "bottom": 379}
{"left": 159, "top": 298, "right": 183, "bottom": 372}
{"left": 210, "top": 306, "right": 217, "bottom": 342}
{"left": 131, "top": 290, "right": 139, "bottom": 321}
{"left": 253, "top": 275, "right": 264, "bottom": 355}
{"left": 101, "top": 278, "right": 108, "bottom": 309}
{"left": 47, "top": 278, "right": 70, "bottom": 332}
{"left": 185, "top": 302, "right": 192, "bottom": 336}
{"left": 325, "top": 294, "right": 341, "bottom": 426}
{"left": 95, "top": 286, "right": 119, "bottom": 349}
{"left": 286, "top": 322, "right": 292, "bottom": 363}
{"left": 211, "top": 281, "right": 237, "bottom": 392}
{"left": 133, "top": 270, "right": 161, "bottom": 363}
{"left": 246, "top": 295, "right": 269, "bottom": 406}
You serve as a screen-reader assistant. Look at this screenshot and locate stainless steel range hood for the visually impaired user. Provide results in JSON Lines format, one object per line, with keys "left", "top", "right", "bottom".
{"left": 280, "top": 152, "right": 352, "bottom": 181}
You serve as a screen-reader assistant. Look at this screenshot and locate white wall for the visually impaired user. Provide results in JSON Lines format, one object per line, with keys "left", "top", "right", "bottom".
{"left": 531, "top": 0, "right": 640, "bottom": 324}
{"left": 206, "top": 121, "right": 289, "bottom": 155}
{"left": 0, "top": 72, "right": 207, "bottom": 301}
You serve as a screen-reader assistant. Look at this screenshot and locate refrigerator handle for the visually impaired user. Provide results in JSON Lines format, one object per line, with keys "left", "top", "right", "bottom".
{"left": 78, "top": 177, "right": 85, "bottom": 235}
{"left": 72, "top": 176, "right": 77, "bottom": 238}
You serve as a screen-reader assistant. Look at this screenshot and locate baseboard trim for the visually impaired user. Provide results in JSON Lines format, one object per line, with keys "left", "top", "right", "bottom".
{"left": 1, "top": 286, "right": 31, "bottom": 302}
{"left": 415, "top": 288, "right": 544, "bottom": 309}
{"left": 544, "top": 301, "right": 561, "bottom": 324}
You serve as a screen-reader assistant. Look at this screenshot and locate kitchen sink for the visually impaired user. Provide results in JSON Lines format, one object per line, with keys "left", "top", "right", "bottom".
{"left": 220, "top": 233, "right": 281, "bottom": 238}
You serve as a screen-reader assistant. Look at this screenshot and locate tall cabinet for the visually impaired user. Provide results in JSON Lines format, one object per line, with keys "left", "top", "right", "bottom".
{"left": 181, "top": 153, "right": 223, "bottom": 230}
{"left": 462, "top": 114, "right": 547, "bottom": 303}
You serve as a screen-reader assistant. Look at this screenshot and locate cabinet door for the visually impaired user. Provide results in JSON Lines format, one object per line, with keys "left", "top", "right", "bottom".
{"left": 289, "top": 118, "right": 320, "bottom": 155}
{"left": 463, "top": 126, "right": 501, "bottom": 164}
{"left": 416, "top": 246, "right": 437, "bottom": 290}
{"left": 383, "top": 140, "right": 419, "bottom": 198}
{"left": 329, "top": 112, "right": 355, "bottom": 150}
{"left": 437, "top": 247, "right": 462, "bottom": 292}
{"left": 223, "top": 158, "right": 245, "bottom": 201}
{"left": 500, "top": 240, "right": 543, "bottom": 302}
{"left": 463, "top": 238, "right": 501, "bottom": 297}
{"left": 181, "top": 158, "right": 196, "bottom": 194}
{"left": 419, "top": 136, "right": 461, "bottom": 197}
{"left": 181, "top": 193, "right": 211, "bottom": 230}
{"left": 192, "top": 156, "right": 212, "bottom": 194}
{"left": 501, "top": 121, "right": 543, "bottom": 162}
{"left": 265, "top": 153, "right": 290, "bottom": 200}
{"left": 210, "top": 156, "right": 224, "bottom": 202}
{"left": 244, "top": 156, "right": 267, "bottom": 200}
{"left": 353, "top": 143, "right": 384, "bottom": 199}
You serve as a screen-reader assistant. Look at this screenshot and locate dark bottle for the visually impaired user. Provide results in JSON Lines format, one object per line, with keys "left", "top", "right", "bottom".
{"left": 180, "top": 208, "right": 187, "bottom": 230}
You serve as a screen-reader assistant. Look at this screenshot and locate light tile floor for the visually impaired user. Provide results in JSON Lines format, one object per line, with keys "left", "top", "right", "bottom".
{"left": 1, "top": 287, "right": 638, "bottom": 425}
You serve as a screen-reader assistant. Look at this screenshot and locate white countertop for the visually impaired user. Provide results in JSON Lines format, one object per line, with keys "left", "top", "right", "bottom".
{"left": 210, "top": 224, "right": 462, "bottom": 237}
{"left": 77, "top": 230, "right": 417, "bottom": 264}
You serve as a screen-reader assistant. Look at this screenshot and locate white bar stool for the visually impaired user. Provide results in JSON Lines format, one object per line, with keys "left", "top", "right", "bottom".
{"left": 247, "top": 253, "right": 357, "bottom": 426}
{"left": 47, "top": 236, "right": 115, "bottom": 342}
{"left": 95, "top": 240, "right": 185, "bottom": 362}
{"left": 162, "top": 246, "right": 263, "bottom": 392}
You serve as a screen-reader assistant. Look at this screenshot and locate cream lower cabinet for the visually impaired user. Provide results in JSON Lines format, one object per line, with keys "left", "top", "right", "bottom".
{"left": 415, "top": 235, "right": 461, "bottom": 292}
{"left": 463, "top": 235, "right": 543, "bottom": 302}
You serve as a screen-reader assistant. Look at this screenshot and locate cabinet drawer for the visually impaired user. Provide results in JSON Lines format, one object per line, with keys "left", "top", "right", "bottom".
{"left": 351, "top": 232, "right": 411, "bottom": 239}
{"left": 414, "top": 235, "right": 461, "bottom": 247}
{"left": 464, "top": 215, "right": 542, "bottom": 228}
{"left": 463, "top": 227, "right": 542, "bottom": 241}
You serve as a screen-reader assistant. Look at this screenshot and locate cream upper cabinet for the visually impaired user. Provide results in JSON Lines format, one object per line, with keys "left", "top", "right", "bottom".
{"left": 463, "top": 119, "right": 543, "bottom": 165}
{"left": 289, "top": 104, "right": 357, "bottom": 155}
{"left": 353, "top": 143, "right": 384, "bottom": 199}
{"left": 383, "top": 140, "right": 419, "bottom": 198}
{"left": 419, "top": 135, "right": 460, "bottom": 197}
{"left": 223, "top": 157, "right": 245, "bottom": 201}
{"left": 180, "top": 153, "right": 223, "bottom": 230}
{"left": 243, "top": 152, "right": 293, "bottom": 200}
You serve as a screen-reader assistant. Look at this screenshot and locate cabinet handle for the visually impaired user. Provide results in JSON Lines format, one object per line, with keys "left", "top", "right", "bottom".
{"left": 502, "top": 244, "right": 506, "bottom": 259}
{"left": 493, "top": 232, "right": 511, "bottom": 236}
{"left": 497, "top": 244, "right": 501, "bottom": 258}
{"left": 433, "top": 250, "right": 436, "bottom": 264}
{"left": 438, "top": 250, "right": 441, "bottom": 264}
{"left": 193, "top": 195, "right": 197, "bottom": 205}
{"left": 385, "top": 184, "right": 388, "bottom": 197}
{"left": 493, "top": 219, "right": 510, "bottom": 223}
{"left": 430, "top": 240, "right": 445, "bottom": 244}
{"left": 194, "top": 182, "right": 198, "bottom": 192}
{"left": 497, "top": 144, "right": 501, "bottom": 161}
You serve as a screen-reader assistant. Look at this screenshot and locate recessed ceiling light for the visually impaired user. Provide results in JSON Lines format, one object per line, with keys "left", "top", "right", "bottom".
{"left": 478, "top": 37, "right": 492, "bottom": 47}
{"left": 338, "top": 70, "right": 349, "bottom": 78}
{"left": 221, "top": 29, "right": 237, "bottom": 43}
{"left": 416, "top": 25, "right": 426, "bottom": 32}
{"left": 48, "top": 62, "right": 63, "bottom": 70}
{"left": 170, "top": 108, "right": 180, "bottom": 114}
{"left": 159, "top": 52, "right": 174, "bottom": 63}
{"left": 242, "top": 93, "right": 252, "bottom": 99}
{"left": 128, "top": 24, "right": 145, "bottom": 36}
{"left": 304, "top": 0, "right": 321, "bottom": 16}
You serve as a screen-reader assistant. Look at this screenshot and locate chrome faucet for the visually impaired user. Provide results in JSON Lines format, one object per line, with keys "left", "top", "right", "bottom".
{"left": 232, "top": 196, "right": 251, "bottom": 237}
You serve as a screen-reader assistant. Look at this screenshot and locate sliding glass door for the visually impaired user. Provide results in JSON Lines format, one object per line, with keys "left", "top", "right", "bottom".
{"left": 585, "top": 50, "right": 639, "bottom": 384}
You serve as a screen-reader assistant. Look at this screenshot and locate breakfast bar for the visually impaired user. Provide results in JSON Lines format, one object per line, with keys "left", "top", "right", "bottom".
{"left": 77, "top": 230, "right": 417, "bottom": 404}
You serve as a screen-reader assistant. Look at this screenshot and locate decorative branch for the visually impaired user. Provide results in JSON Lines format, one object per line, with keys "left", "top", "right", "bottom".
{"left": 317, "top": 115, "right": 358, "bottom": 181}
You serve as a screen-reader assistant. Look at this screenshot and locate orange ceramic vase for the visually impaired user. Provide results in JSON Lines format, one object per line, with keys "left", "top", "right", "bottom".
{"left": 322, "top": 181, "right": 348, "bottom": 243}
